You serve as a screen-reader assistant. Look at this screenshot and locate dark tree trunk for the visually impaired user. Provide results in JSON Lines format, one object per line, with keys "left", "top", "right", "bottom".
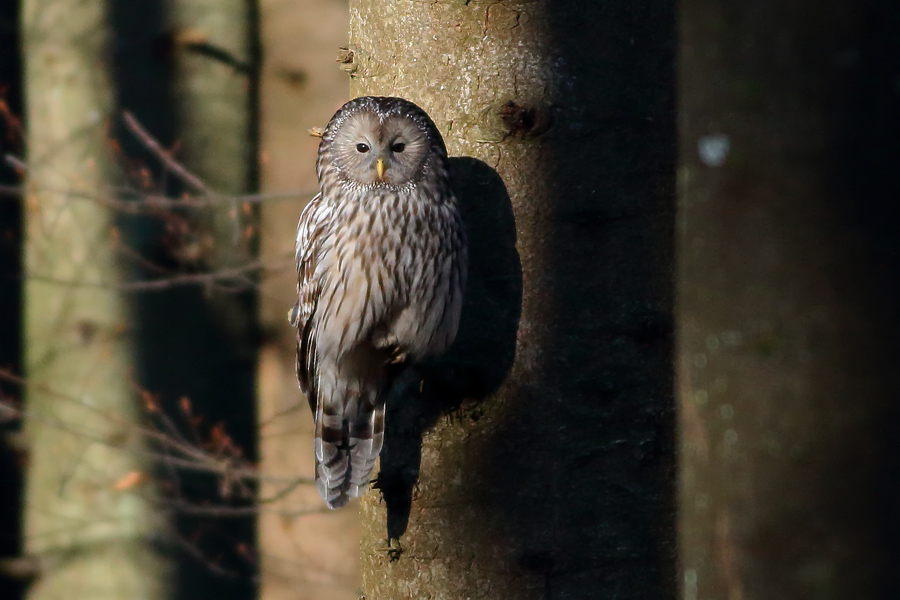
{"left": 678, "top": 0, "right": 900, "bottom": 597}
{"left": 0, "top": 1, "right": 24, "bottom": 599}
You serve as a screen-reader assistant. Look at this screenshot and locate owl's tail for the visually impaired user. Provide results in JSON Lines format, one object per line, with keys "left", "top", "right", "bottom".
{"left": 314, "top": 384, "right": 386, "bottom": 509}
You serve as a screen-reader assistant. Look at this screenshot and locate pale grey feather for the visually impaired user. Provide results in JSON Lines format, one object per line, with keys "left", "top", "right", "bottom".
{"left": 293, "top": 96, "right": 467, "bottom": 509}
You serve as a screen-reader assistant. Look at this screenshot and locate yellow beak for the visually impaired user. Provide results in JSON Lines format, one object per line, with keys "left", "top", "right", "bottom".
{"left": 376, "top": 158, "right": 386, "bottom": 181}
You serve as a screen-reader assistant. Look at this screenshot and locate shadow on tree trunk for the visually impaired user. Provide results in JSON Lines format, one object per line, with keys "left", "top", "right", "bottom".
{"left": 375, "top": 157, "right": 522, "bottom": 543}
{"left": 473, "top": 4, "right": 677, "bottom": 596}
{"left": 440, "top": 4, "right": 676, "bottom": 598}
{"left": 368, "top": 4, "right": 676, "bottom": 597}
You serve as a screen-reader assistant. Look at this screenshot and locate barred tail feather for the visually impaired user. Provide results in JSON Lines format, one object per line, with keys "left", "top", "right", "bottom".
{"left": 314, "top": 397, "right": 351, "bottom": 508}
{"left": 314, "top": 385, "right": 387, "bottom": 509}
{"left": 347, "top": 399, "right": 386, "bottom": 498}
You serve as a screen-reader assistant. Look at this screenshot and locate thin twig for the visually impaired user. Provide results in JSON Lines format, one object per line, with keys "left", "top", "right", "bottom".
{"left": 146, "top": 451, "right": 312, "bottom": 486}
{"left": 25, "top": 258, "right": 293, "bottom": 293}
{"left": 165, "top": 527, "right": 239, "bottom": 579}
{"left": 122, "top": 111, "right": 210, "bottom": 194}
{"left": 258, "top": 402, "right": 305, "bottom": 430}
{"left": 154, "top": 496, "right": 328, "bottom": 519}
{"left": 0, "top": 178, "right": 316, "bottom": 213}
{"left": 4, "top": 153, "right": 26, "bottom": 173}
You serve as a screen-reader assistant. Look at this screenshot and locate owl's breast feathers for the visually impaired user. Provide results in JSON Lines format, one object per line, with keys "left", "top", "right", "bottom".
{"left": 303, "top": 184, "right": 464, "bottom": 364}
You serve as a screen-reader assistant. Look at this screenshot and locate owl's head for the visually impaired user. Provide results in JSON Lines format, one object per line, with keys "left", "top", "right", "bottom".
{"left": 319, "top": 96, "right": 447, "bottom": 189}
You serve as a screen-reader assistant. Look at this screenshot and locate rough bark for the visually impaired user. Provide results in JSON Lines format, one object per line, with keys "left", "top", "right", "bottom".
{"left": 350, "top": 2, "right": 676, "bottom": 598}
{"left": 256, "top": 0, "right": 358, "bottom": 598}
{"left": 678, "top": 1, "right": 900, "bottom": 598}
{"left": 19, "top": 1, "right": 168, "bottom": 598}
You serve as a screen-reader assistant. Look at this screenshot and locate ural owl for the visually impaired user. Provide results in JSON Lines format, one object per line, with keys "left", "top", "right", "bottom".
{"left": 291, "top": 96, "right": 467, "bottom": 509}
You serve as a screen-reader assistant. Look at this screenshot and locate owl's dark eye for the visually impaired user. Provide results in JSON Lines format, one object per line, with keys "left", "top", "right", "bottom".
{"left": 391, "top": 142, "right": 406, "bottom": 153}
{"left": 356, "top": 143, "right": 370, "bottom": 153}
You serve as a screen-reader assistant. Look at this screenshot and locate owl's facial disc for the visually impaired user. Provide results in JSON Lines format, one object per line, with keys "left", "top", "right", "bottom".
{"left": 334, "top": 111, "right": 431, "bottom": 187}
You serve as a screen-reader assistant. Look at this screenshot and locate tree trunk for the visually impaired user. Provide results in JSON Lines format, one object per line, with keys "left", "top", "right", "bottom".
{"left": 678, "top": 1, "right": 900, "bottom": 598}
{"left": 350, "top": 2, "right": 676, "bottom": 598}
{"left": 117, "top": 1, "right": 259, "bottom": 597}
{"left": 20, "top": 1, "right": 169, "bottom": 598}
{"left": 166, "top": 0, "right": 258, "bottom": 271}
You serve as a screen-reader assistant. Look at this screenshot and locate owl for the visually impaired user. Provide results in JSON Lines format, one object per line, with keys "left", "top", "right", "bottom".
{"left": 291, "top": 96, "right": 467, "bottom": 509}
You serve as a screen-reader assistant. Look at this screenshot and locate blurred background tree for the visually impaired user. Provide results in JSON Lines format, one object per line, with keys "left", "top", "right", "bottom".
{"left": 255, "top": 0, "right": 357, "bottom": 598}
{"left": 678, "top": 0, "right": 900, "bottom": 598}
{"left": 111, "top": 1, "right": 258, "bottom": 596}
{"left": 2, "top": 0, "right": 357, "bottom": 599}
{"left": 17, "top": 1, "right": 171, "bottom": 599}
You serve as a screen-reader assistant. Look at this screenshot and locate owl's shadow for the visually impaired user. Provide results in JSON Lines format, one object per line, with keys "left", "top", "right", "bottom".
{"left": 372, "top": 157, "right": 522, "bottom": 541}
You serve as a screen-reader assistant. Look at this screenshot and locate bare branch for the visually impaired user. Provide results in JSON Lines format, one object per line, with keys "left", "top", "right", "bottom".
{"left": 25, "top": 257, "right": 293, "bottom": 294}
{"left": 0, "top": 179, "right": 315, "bottom": 213}
{"left": 4, "top": 153, "right": 26, "bottom": 173}
{"left": 0, "top": 369, "right": 313, "bottom": 489}
{"left": 0, "top": 555, "right": 42, "bottom": 581}
{"left": 155, "top": 496, "right": 328, "bottom": 519}
{"left": 122, "top": 111, "right": 210, "bottom": 194}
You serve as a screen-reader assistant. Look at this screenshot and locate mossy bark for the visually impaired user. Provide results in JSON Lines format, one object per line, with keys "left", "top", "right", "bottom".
{"left": 350, "top": 2, "right": 676, "bottom": 598}
{"left": 20, "top": 1, "right": 168, "bottom": 598}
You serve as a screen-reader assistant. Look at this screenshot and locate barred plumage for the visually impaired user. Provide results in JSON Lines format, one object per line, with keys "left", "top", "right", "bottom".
{"left": 292, "top": 96, "right": 467, "bottom": 509}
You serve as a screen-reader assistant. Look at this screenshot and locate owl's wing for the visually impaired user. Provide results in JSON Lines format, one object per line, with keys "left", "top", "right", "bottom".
{"left": 292, "top": 193, "right": 330, "bottom": 414}
{"left": 293, "top": 193, "right": 356, "bottom": 508}
{"left": 292, "top": 190, "right": 397, "bottom": 508}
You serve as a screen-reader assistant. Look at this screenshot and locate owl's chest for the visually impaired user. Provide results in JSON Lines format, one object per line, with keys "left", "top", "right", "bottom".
{"left": 326, "top": 194, "right": 443, "bottom": 285}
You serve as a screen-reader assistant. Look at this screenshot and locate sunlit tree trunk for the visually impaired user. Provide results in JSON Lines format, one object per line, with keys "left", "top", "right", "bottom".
{"left": 166, "top": 0, "right": 258, "bottom": 273}
{"left": 20, "top": 1, "right": 169, "bottom": 598}
{"left": 351, "top": 2, "right": 676, "bottom": 598}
